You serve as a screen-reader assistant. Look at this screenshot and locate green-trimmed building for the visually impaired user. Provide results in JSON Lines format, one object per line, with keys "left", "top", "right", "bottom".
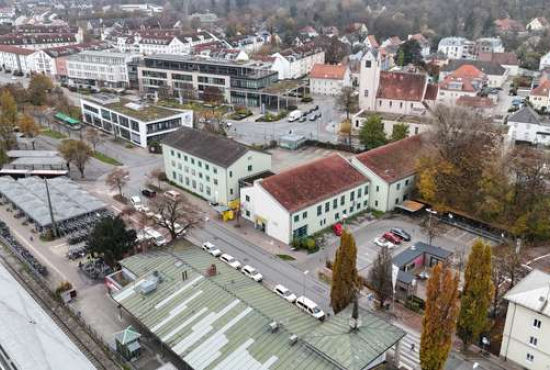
{"left": 111, "top": 244, "right": 405, "bottom": 370}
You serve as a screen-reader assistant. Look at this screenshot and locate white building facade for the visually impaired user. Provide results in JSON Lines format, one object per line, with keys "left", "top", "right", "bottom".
{"left": 309, "top": 64, "right": 352, "bottom": 95}
{"left": 501, "top": 270, "right": 550, "bottom": 370}
{"left": 437, "top": 37, "right": 474, "bottom": 59}
{"left": 271, "top": 49, "right": 325, "bottom": 80}
{"left": 80, "top": 94, "right": 193, "bottom": 148}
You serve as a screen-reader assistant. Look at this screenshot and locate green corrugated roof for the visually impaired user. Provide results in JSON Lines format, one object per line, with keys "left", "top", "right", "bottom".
{"left": 113, "top": 242, "right": 402, "bottom": 370}
{"left": 303, "top": 306, "right": 405, "bottom": 370}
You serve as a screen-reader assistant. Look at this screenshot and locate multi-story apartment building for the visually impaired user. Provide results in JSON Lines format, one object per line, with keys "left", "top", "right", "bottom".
{"left": 138, "top": 54, "right": 278, "bottom": 107}
{"left": 162, "top": 127, "right": 272, "bottom": 205}
{"left": 241, "top": 154, "right": 369, "bottom": 244}
{"left": 67, "top": 49, "right": 140, "bottom": 89}
{"left": 0, "top": 45, "right": 35, "bottom": 74}
{"left": 80, "top": 93, "right": 193, "bottom": 148}
{"left": 270, "top": 44, "right": 325, "bottom": 79}
{"left": 501, "top": 269, "right": 550, "bottom": 370}
{"left": 0, "top": 29, "right": 82, "bottom": 50}
{"left": 309, "top": 63, "right": 352, "bottom": 95}
{"left": 437, "top": 37, "right": 475, "bottom": 59}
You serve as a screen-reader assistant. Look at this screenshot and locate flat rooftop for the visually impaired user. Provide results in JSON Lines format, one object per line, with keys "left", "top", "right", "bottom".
{"left": 114, "top": 244, "right": 403, "bottom": 370}
{"left": 0, "top": 263, "right": 97, "bottom": 370}
{"left": 85, "top": 95, "right": 185, "bottom": 122}
{"left": 144, "top": 53, "right": 270, "bottom": 68}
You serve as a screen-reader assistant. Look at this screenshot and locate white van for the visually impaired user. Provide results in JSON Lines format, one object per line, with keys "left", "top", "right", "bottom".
{"left": 295, "top": 296, "right": 325, "bottom": 320}
{"left": 287, "top": 110, "right": 303, "bottom": 122}
{"left": 131, "top": 196, "right": 149, "bottom": 212}
{"left": 145, "top": 228, "right": 167, "bottom": 246}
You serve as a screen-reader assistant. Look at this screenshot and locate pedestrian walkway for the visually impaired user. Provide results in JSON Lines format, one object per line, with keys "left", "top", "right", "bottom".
{"left": 397, "top": 331, "right": 421, "bottom": 370}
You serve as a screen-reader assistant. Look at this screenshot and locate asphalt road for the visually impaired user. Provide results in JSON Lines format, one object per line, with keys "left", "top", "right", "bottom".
{"left": 188, "top": 221, "right": 332, "bottom": 314}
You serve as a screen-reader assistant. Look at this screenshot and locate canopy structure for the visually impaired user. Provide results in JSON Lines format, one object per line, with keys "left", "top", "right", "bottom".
{"left": 0, "top": 176, "right": 105, "bottom": 228}
{"left": 54, "top": 112, "right": 80, "bottom": 126}
{"left": 395, "top": 200, "right": 425, "bottom": 213}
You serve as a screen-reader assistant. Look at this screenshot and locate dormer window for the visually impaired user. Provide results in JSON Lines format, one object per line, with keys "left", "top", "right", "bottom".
{"left": 365, "top": 60, "right": 372, "bottom": 68}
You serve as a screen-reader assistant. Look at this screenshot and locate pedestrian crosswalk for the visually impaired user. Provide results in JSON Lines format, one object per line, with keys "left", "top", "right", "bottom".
{"left": 397, "top": 331, "right": 421, "bottom": 370}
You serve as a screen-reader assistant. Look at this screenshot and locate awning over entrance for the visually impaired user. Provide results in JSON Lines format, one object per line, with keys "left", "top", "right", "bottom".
{"left": 395, "top": 200, "right": 425, "bottom": 213}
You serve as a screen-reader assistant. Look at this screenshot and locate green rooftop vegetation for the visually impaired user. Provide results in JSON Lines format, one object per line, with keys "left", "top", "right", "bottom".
{"left": 106, "top": 99, "right": 180, "bottom": 122}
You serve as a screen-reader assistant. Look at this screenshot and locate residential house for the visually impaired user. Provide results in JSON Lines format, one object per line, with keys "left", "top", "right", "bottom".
{"left": 494, "top": 18, "right": 525, "bottom": 34}
{"left": 226, "top": 34, "right": 266, "bottom": 54}
{"left": 507, "top": 106, "right": 550, "bottom": 145}
{"left": 437, "top": 37, "right": 475, "bottom": 59}
{"left": 540, "top": 51, "right": 550, "bottom": 70}
{"left": 270, "top": 44, "right": 325, "bottom": 79}
{"left": 478, "top": 52, "right": 520, "bottom": 76}
{"left": 408, "top": 34, "right": 430, "bottom": 58}
{"left": 456, "top": 96, "right": 495, "bottom": 116}
{"left": 0, "top": 7, "right": 16, "bottom": 25}
{"left": 500, "top": 269, "right": 550, "bottom": 370}
{"left": 358, "top": 48, "right": 437, "bottom": 115}
{"left": 241, "top": 154, "right": 369, "bottom": 244}
{"left": 0, "top": 31, "right": 82, "bottom": 50}
{"left": 309, "top": 63, "right": 352, "bottom": 95}
{"left": 439, "top": 59, "right": 507, "bottom": 87}
{"left": 67, "top": 49, "right": 141, "bottom": 89}
{"left": 381, "top": 36, "right": 403, "bottom": 48}
{"left": 529, "top": 80, "right": 550, "bottom": 112}
{"left": 163, "top": 127, "right": 271, "bottom": 205}
{"left": 437, "top": 64, "right": 486, "bottom": 105}
{"left": 526, "top": 17, "right": 550, "bottom": 32}
{"left": 0, "top": 45, "right": 35, "bottom": 74}
{"left": 475, "top": 37, "right": 505, "bottom": 55}
{"left": 350, "top": 134, "right": 431, "bottom": 212}
{"left": 299, "top": 26, "right": 318, "bottom": 38}
{"left": 80, "top": 93, "right": 193, "bottom": 148}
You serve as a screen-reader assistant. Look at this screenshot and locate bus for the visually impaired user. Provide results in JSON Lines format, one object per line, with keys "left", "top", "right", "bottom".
{"left": 54, "top": 112, "right": 81, "bottom": 130}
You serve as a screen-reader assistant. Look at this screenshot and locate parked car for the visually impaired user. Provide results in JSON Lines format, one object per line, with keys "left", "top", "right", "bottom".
{"left": 383, "top": 232, "right": 402, "bottom": 244}
{"left": 390, "top": 227, "right": 411, "bottom": 241}
{"left": 202, "top": 241, "right": 221, "bottom": 257}
{"left": 220, "top": 254, "right": 241, "bottom": 269}
{"left": 144, "top": 228, "right": 167, "bottom": 247}
{"left": 288, "top": 110, "right": 303, "bottom": 122}
{"left": 141, "top": 188, "right": 157, "bottom": 198}
{"left": 298, "top": 116, "right": 307, "bottom": 123}
{"left": 333, "top": 223, "right": 343, "bottom": 236}
{"left": 273, "top": 284, "right": 297, "bottom": 303}
{"left": 242, "top": 265, "right": 263, "bottom": 282}
{"left": 295, "top": 296, "right": 325, "bottom": 320}
{"left": 374, "top": 237, "right": 396, "bottom": 249}
{"left": 131, "top": 196, "right": 149, "bottom": 212}
{"left": 309, "top": 114, "right": 317, "bottom": 121}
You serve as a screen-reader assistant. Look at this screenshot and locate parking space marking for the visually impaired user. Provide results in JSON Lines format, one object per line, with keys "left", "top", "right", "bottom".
{"left": 52, "top": 243, "right": 67, "bottom": 249}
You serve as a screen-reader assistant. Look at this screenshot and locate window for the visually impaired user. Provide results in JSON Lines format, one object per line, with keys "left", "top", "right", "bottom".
{"left": 184, "top": 155, "right": 188, "bottom": 162}
{"left": 375, "top": 200, "right": 379, "bottom": 207}
{"left": 529, "top": 337, "right": 538, "bottom": 347}
{"left": 350, "top": 191, "right": 355, "bottom": 201}
{"left": 294, "top": 215, "right": 299, "bottom": 222}
{"left": 325, "top": 202, "right": 330, "bottom": 212}
{"left": 365, "top": 60, "right": 372, "bottom": 68}
{"left": 172, "top": 171, "right": 176, "bottom": 179}
{"left": 302, "top": 211, "right": 307, "bottom": 219}
{"left": 333, "top": 199, "right": 337, "bottom": 208}
{"left": 340, "top": 195, "right": 345, "bottom": 206}
{"left": 358, "top": 188, "right": 362, "bottom": 198}
{"left": 364, "top": 200, "right": 368, "bottom": 207}
{"left": 415, "top": 127, "right": 419, "bottom": 134}
{"left": 199, "top": 173, "right": 203, "bottom": 179}
{"left": 229, "top": 171, "right": 233, "bottom": 178}
{"left": 230, "top": 188, "right": 234, "bottom": 195}
{"left": 317, "top": 205, "right": 322, "bottom": 216}
{"left": 357, "top": 203, "right": 361, "bottom": 209}
{"left": 364, "top": 90, "right": 369, "bottom": 97}
{"left": 191, "top": 169, "right": 196, "bottom": 176}
{"left": 170, "top": 150, "right": 175, "bottom": 156}
{"left": 214, "top": 179, "right": 218, "bottom": 185}
{"left": 205, "top": 164, "right": 209, "bottom": 170}
{"left": 335, "top": 213, "right": 339, "bottom": 220}
{"left": 400, "top": 102, "right": 403, "bottom": 108}
{"left": 246, "top": 210, "right": 250, "bottom": 217}
{"left": 192, "top": 180, "right": 196, "bottom": 189}
{"left": 191, "top": 158, "right": 195, "bottom": 164}
{"left": 533, "top": 319, "right": 542, "bottom": 328}
{"left": 350, "top": 206, "right": 354, "bottom": 213}
{"left": 526, "top": 353, "right": 534, "bottom": 363}
{"left": 213, "top": 168, "right": 217, "bottom": 174}
{"left": 395, "top": 198, "right": 399, "bottom": 204}
{"left": 206, "top": 175, "right": 210, "bottom": 181}
{"left": 405, "top": 179, "right": 409, "bottom": 186}
{"left": 185, "top": 177, "right": 190, "bottom": 186}
{"left": 198, "top": 161, "right": 202, "bottom": 168}
{"left": 245, "top": 195, "right": 250, "bottom": 202}
{"left": 206, "top": 186, "right": 211, "bottom": 195}
{"left": 389, "top": 101, "right": 393, "bottom": 107}
{"left": 376, "top": 186, "right": 380, "bottom": 192}
{"left": 184, "top": 166, "right": 189, "bottom": 173}
{"left": 364, "top": 185, "right": 368, "bottom": 194}
{"left": 199, "top": 183, "right": 203, "bottom": 192}
{"left": 397, "top": 183, "right": 401, "bottom": 190}
{"left": 248, "top": 165, "right": 253, "bottom": 172}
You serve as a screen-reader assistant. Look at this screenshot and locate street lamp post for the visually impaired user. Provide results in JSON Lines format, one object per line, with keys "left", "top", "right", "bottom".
{"left": 302, "top": 270, "right": 309, "bottom": 298}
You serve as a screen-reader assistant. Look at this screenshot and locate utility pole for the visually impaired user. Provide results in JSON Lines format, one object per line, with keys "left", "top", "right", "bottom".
{"left": 45, "top": 178, "right": 58, "bottom": 238}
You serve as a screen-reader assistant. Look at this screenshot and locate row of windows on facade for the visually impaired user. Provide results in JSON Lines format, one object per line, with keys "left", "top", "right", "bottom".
{"left": 170, "top": 149, "right": 220, "bottom": 173}
{"left": 173, "top": 171, "right": 217, "bottom": 196}
{"left": 525, "top": 318, "right": 542, "bottom": 363}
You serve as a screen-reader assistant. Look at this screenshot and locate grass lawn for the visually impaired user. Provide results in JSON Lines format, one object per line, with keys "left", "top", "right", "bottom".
{"left": 93, "top": 151, "right": 122, "bottom": 166}
{"left": 276, "top": 254, "right": 296, "bottom": 261}
{"left": 40, "top": 129, "right": 67, "bottom": 139}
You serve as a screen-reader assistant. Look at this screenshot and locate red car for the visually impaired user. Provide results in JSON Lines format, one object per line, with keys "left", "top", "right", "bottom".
{"left": 333, "top": 223, "right": 343, "bottom": 236}
{"left": 383, "top": 232, "right": 402, "bottom": 244}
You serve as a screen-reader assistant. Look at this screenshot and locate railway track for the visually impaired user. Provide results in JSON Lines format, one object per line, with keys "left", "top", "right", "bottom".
{"left": 0, "top": 249, "right": 122, "bottom": 370}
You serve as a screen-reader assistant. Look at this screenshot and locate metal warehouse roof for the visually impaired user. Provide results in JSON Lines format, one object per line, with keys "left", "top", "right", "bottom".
{"left": 114, "top": 245, "right": 403, "bottom": 370}
{"left": 0, "top": 176, "right": 106, "bottom": 227}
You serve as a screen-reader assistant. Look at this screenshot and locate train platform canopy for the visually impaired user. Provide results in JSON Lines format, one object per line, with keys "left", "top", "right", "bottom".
{"left": 0, "top": 263, "right": 97, "bottom": 370}
{"left": 0, "top": 176, "right": 106, "bottom": 228}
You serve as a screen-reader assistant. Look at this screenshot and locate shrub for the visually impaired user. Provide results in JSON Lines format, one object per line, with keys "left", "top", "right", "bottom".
{"left": 292, "top": 237, "right": 302, "bottom": 249}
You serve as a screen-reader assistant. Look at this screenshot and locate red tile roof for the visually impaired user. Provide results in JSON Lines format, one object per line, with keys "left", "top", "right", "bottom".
{"left": 451, "top": 64, "right": 484, "bottom": 78}
{"left": 310, "top": 63, "right": 348, "bottom": 80}
{"left": 478, "top": 52, "right": 519, "bottom": 66}
{"left": 260, "top": 155, "right": 368, "bottom": 213}
{"left": 456, "top": 96, "right": 495, "bottom": 108}
{"left": 377, "top": 71, "right": 427, "bottom": 101}
{"left": 354, "top": 134, "right": 430, "bottom": 183}
{"left": 0, "top": 44, "right": 35, "bottom": 56}
{"left": 531, "top": 80, "right": 550, "bottom": 97}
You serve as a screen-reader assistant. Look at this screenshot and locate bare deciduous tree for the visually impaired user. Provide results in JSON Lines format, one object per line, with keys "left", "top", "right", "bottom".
{"left": 149, "top": 193, "right": 202, "bottom": 241}
{"left": 85, "top": 127, "right": 103, "bottom": 151}
{"left": 106, "top": 168, "right": 130, "bottom": 197}
{"left": 366, "top": 246, "right": 393, "bottom": 308}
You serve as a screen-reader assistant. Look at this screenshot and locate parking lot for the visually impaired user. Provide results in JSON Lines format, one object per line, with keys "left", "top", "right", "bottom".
{"left": 298, "top": 213, "right": 483, "bottom": 276}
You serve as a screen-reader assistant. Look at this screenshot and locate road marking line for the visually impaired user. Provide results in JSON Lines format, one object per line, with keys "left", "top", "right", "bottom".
{"left": 51, "top": 243, "right": 67, "bottom": 249}
{"left": 10, "top": 228, "right": 68, "bottom": 280}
